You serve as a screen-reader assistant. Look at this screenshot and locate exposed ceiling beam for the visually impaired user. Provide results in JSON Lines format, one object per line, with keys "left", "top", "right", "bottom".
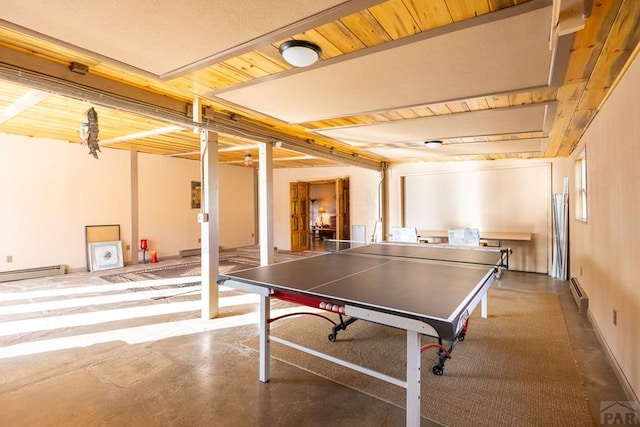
{"left": 219, "top": 144, "right": 262, "bottom": 153}
{"left": 207, "top": 112, "right": 381, "bottom": 170}
{"left": 100, "top": 125, "right": 185, "bottom": 145}
{"left": 0, "top": 45, "right": 186, "bottom": 115}
{"left": 0, "top": 45, "right": 381, "bottom": 170}
{"left": 0, "top": 88, "right": 49, "bottom": 124}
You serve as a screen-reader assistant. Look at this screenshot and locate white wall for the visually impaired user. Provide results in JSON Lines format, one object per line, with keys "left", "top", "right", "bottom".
{"left": 218, "top": 165, "right": 256, "bottom": 249}
{"left": 271, "top": 160, "right": 554, "bottom": 271}
{"left": 138, "top": 153, "right": 201, "bottom": 259}
{"left": 272, "top": 166, "right": 382, "bottom": 250}
{"left": 568, "top": 52, "right": 640, "bottom": 402}
{"left": 0, "top": 136, "right": 131, "bottom": 272}
{"left": 387, "top": 160, "right": 552, "bottom": 272}
{"left": 0, "top": 135, "right": 256, "bottom": 272}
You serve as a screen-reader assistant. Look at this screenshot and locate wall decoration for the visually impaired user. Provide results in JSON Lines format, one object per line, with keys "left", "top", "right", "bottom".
{"left": 85, "top": 224, "right": 121, "bottom": 271}
{"left": 89, "top": 240, "right": 124, "bottom": 271}
{"left": 191, "top": 181, "right": 201, "bottom": 208}
{"left": 79, "top": 107, "right": 101, "bottom": 159}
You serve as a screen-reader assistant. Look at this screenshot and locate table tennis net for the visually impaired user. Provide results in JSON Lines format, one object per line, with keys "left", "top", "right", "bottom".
{"left": 323, "top": 240, "right": 508, "bottom": 269}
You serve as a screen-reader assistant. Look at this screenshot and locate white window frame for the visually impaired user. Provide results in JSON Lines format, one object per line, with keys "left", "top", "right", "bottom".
{"left": 574, "top": 148, "right": 587, "bottom": 222}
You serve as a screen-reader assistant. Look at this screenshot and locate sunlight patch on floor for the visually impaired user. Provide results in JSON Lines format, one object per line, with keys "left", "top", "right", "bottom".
{"left": 0, "top": 276, "right": 201, "bottom": 302}
{"left": 0, "top": 305, "right": 315, "bottom": 359}
{"left": 0, "top": 300, "right": 199, "bottom": 336}
{"left": 1, "top": 285, "right": 201, "bottom": 315}
{"left": 0, "top": 270, "right": 323, "bottom": 360}
{"left": 0, "top": 291, "right": 261, "bottom": 337}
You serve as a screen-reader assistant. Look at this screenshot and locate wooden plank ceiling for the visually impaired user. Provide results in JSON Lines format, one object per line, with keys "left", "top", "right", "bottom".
{"left": 0, "top": 0, "right": 639, "bottom": 168}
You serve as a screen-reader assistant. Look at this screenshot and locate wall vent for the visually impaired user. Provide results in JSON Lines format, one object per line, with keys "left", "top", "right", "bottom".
{"left": 0, "top": 265, "right": 66, "bottom": 283}
{"left": 570, "top": 277, "right": 588, "bottom": 313}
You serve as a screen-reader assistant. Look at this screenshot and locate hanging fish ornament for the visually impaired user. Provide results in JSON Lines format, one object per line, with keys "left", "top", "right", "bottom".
{"left": 80, "top": 107, "right": 101, "bottom": 159}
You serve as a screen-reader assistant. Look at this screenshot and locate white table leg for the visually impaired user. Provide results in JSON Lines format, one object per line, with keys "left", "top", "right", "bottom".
{"left": 481, "top": 293, "right": 488, "bottom": 319}
{"left": 259, "top": 294, "right": 270, "bottom": 382}
{"left": 406, "top": 330, "right": 421, "bottom": 427}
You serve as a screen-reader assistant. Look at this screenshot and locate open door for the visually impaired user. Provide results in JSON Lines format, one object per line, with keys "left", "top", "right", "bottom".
{"left": 290, "top": 182, "right": 310, "bottom": 251}
{"left": 291, "top": 178, "right": 350, "bottom": 250}
{"left": 335, "top": 178, "right": 350, "bottom": 241}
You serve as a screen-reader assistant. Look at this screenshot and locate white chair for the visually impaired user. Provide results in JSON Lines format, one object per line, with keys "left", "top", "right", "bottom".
{"left": 390, "top": 227, "right": 418, "bottom": 243}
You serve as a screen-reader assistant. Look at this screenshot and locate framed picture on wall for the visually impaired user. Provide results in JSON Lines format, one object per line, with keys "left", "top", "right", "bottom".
{"left": 88, "top": 240, "right": 124, "bottom": 272}
{"left": 191, "top": 181, "right": 201, "bottom": 209}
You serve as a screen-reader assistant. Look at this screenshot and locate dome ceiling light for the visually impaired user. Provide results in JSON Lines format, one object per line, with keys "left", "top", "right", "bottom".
{"left": 424, "top": 140, "right": 443, "bottom": 148}
{"left": 279, "top": 40, "right": 322, "bottom": 67}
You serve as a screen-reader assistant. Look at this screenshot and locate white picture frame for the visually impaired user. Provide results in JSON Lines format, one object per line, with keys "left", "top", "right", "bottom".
{"left": 89, "top": 240, "right": 124, "bottom": 272}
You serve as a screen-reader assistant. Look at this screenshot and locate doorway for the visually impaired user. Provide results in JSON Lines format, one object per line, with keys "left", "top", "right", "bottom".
{"left": 290, "top": 178, "right": 350, "bottom": 252}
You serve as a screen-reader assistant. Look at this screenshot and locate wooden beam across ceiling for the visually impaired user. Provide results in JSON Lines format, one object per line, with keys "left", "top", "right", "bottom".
{"left": 0, "top": 45, "right": 382, "bottom": 170}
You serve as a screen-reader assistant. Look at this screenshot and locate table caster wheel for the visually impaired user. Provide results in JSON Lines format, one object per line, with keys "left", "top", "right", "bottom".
{"left": 432, "top": 365, "right": 444, "bottom": 376}
{"left": 328, "top": 333, "right": 337, "bottom": 342}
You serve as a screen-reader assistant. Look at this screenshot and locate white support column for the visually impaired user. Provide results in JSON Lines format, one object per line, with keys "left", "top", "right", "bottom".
{"left": 259, "top": 294, "right": 271, "bottom": 382}
{"left": 406, "top": 330, "right": 421, "bottom": 427}
{"left": 200, "top": 129, "right": 219, "bottom": 319}
{"left": 130, "top": 150, "right": 139, "bottom": 265}
{"left": 258, "top": 142, "right": 274, "bottom": 266}
{"left": 379, "top": 167, "right": 388, "bottom": 243}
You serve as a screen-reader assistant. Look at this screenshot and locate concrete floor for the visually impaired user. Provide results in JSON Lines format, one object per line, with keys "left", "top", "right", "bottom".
{"left": 0, "top": 252, "right": 632, "bottom": 427}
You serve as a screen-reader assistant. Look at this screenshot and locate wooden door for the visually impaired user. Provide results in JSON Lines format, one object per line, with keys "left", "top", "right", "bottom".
{"left": 335, "top": 178, "right": 350, "bottom": 240}
{"left": 290, "top": 182, "right": 310, "bottom": 251}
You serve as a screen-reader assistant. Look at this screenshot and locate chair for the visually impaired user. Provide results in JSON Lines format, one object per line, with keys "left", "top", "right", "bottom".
{"left": 390, "top": 227, "right": 418, "bottom": 243}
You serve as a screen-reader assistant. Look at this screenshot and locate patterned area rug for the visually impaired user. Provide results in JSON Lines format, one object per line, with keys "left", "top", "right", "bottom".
{"left": 100, "top": 262, "right": 202, "bottom": 283}
{"left": 99, "top": 250, "right": 321, "bottom": 283}
{"left": 276, "top": 250, "right": 325, "bottom": 257}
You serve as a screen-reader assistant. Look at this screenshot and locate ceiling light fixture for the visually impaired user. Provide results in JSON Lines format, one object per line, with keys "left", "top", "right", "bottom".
{"left": 279, "top": 40, "right": 322, "bottom": 67}
{"left": 244, "top": 153, "right": 253, "bottom": 167}
{"left": 424, "top": 140, "right": 443, "bottom": 148}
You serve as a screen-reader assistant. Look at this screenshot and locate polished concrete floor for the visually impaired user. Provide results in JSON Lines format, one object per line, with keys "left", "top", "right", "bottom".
{"left": 0, "top": 250, "right": 632, "bottom": 427}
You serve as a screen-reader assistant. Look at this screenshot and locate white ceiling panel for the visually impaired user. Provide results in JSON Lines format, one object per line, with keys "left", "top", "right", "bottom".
{"left": 314, "top": 103, "right": 555, "bottom": 146}
{"left": 0, "top": 0, "right": 358, "bottom": 77}
{"left": 213, "top": 4, "right": 553, "bottom": 124}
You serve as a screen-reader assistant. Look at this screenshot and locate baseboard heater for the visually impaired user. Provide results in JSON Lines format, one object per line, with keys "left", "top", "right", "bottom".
{"left": 179, "top": 248, "right": 201, "bottom": 257}
{"left": 0, "top": 264, "right": 66, "bottom": 283}
{"left": 570, "top": 277, "right": 588, "bottom": 313}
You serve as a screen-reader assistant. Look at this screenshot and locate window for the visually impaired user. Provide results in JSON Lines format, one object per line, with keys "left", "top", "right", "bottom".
{"left": 575, "top": 148, "right": 587, "bottom": 221}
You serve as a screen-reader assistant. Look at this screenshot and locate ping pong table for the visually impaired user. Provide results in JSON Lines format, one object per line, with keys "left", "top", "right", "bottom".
{"left": 217, "top": 242, "right": 509, "bottom": 426}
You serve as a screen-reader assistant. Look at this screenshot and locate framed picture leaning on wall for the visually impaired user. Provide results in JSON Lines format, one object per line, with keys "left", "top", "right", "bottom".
{"left": 88, "top": 240, "right": 124, "bottom": 272}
